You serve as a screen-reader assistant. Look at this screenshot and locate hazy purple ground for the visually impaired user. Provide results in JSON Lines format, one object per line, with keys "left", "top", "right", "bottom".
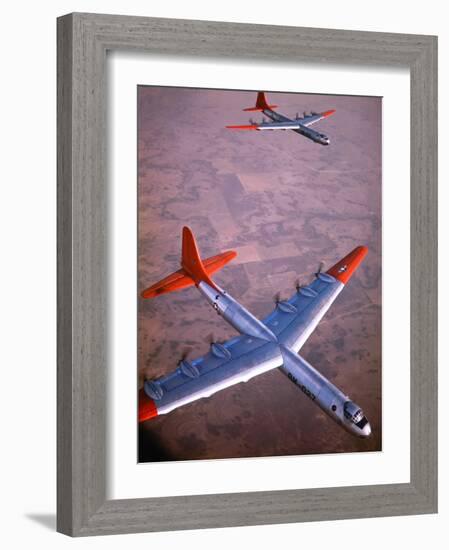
{"left": 138, "top": 86, "right": 382, "bottom": 462}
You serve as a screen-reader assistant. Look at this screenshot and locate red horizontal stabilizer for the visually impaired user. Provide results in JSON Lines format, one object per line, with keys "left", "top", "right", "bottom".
{"left": 225, "top": 124, "right": 259, "bottom": 130}
{"left": 181, "top": 226, "right": 218, "bottom": 290}
{"left": 327, "top": 246, "right": 368, "bottom": 285}
{"left": 243, "top": 91, "right": 277, "bottom": 112}
{"left": 139, "top": 389, "right": 158, "bottom": 422}
{"left": 322, "top": 109, "right": 336, "bottom": 118}
{"left": 141, "top": 269, "right": 194, "bottom": 299}
{"left": 242, "top": 107, "right": 277, "bottom": 112}
{"left": 203, "top": 250, "right": 237, "bottom": 275}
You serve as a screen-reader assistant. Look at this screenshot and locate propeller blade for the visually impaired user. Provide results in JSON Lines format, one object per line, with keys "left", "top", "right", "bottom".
{"left": 315, "top": 261, "right": 325, "bottom": 276}
{"left": 204, "top": 333, "right": 226, "bottom": 347}
{"left": 178, "top": 346, "right": 193, "bottom": 363}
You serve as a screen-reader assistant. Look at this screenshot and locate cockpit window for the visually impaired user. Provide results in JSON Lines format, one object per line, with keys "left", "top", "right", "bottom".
{"left": 356, "top": 416, "right": 369, "bottom": 429}
{"left": 344, "top": 401, "right": 364, "bottom": 425}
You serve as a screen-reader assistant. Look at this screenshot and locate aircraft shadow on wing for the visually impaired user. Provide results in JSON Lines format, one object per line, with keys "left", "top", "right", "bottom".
{"left": 139, "top": 227, "right": 371, "bottom": 439}
{"left": 226, "top": 91, "right": 335, "bottom": 145}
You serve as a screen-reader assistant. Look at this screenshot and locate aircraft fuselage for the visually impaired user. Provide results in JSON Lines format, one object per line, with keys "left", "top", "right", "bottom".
{"left": 262, "top": 108, "right": 330, "bottom": 145}
{"left": 198, "top": 281, "right": 371, "bottom": 438}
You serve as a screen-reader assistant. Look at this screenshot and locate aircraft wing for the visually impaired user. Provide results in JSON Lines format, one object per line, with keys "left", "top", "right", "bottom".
{"left": 226, "top": 121, "right": 302, "bottom": 131}
{"left": 226, "top": 112, "right": 335, "bottom": 131}
{"left": 263, "top": 246, "right": 367, "bottom": 353}
{"left": 257, "top": 121, "right": 303, "bottom": 130}
{"left": 263, "top": 276, "right": 343, "bottom": 353}
{"left": 140, "top": 335, "right": 283, "bottom": 420}
{"left": 299, "top": 109, "right": 336, "bottom": 127}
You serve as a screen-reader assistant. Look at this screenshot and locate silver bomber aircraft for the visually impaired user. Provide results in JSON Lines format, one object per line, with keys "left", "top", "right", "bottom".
{"left": 139, "top": 227, "right": 371, "bottom": 438}
{"left": 226, "top": 91, "right": 336, "bottom": 145}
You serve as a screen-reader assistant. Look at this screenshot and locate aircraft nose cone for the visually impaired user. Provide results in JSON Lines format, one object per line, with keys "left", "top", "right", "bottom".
{"left": 362, "top": 421, "right": 372, "bottom": 438}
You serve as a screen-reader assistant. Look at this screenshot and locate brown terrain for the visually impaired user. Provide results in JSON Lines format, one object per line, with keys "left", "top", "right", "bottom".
{"left": 137, "top": 86, "right": 382, "bottom": 462}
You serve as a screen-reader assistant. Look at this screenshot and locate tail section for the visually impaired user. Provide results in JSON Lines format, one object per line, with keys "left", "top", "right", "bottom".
{"left": 243, "top": 92, "right": 278, "bottom": 112}
{"left": 141, "top": 227, "right": 237, "bottom": 299}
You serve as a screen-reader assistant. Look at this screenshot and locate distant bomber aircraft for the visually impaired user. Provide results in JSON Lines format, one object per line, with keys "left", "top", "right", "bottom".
{"left": 226, "top": 91, "right": 336, "bottom": 145}
{"left": 139, "top": 227, "right": 371, "bottom": 438}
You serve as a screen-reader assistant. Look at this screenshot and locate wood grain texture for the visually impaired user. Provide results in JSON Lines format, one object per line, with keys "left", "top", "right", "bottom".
{"left": 57, "top": 12, "right": 437, "bottom": 536}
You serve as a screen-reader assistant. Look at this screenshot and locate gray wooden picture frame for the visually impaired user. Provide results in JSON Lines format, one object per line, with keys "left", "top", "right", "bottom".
{"left": 57, "top": 12, "right": 437, "bottom": 537}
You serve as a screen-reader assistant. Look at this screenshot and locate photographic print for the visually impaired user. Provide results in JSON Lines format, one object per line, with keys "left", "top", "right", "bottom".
{"left": 137, "top": 86, "right": 382, "bottom": 462}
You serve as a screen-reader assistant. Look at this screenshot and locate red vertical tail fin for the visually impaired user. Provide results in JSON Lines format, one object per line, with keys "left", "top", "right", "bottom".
{"left": 181, "top": 227, "right": 219, "bottom": 290}
{"left": 181, "top": 227, "right": 237, "bottom": 279}
{"left": 181, "top": 226, "right": 204, "bottom": 277}
{"left": 243, "top": 92, "right": 278, "bottom": 112}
